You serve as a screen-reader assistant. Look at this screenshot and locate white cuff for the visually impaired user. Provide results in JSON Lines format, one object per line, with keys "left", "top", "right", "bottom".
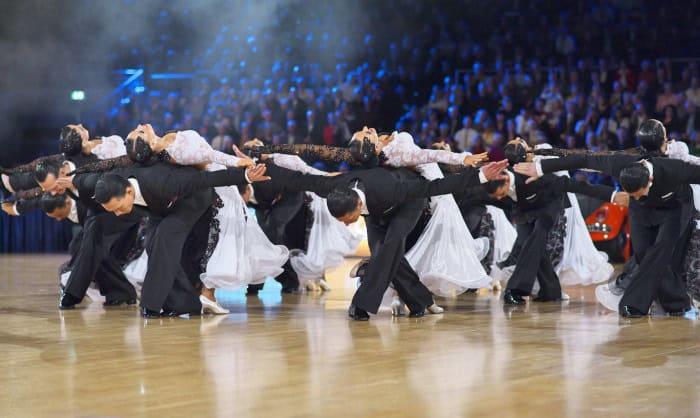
{"left": 244, "top": 169, "right": 252, "bottom": 184}
{"left": 478, "top": 170, "right": 488, "bottom": 184}
{"left": 11, "top": 203, "right": 19, "bottom": 216}
{"left": 535, "top": 161, "right": 544, "bottom": 177}
{"left": 610, "top": 191, "right": 617, "bottom": 203}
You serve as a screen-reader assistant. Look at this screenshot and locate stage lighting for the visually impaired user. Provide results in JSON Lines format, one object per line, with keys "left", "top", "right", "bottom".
{"left": 70, "top": 90, "right": 85, "bottom": 101}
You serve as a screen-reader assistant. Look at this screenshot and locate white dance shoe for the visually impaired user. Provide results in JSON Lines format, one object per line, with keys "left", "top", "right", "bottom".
{"left": 200, "top": 295, "right": 230, "bottom": 315}
{"left": 595, "top": 284, "right": 621, "bottom": 313}
{"left": 318, "top": 278, "right": 331, "bottom": 292}
{"left": 304, "top": 281, "right": 319, "bottom": 292}
{"left": 427, "top": 303, "right": 445, "bottom": 314}
{"left": 391, "top": 296, "right": 406, "bottom": 316}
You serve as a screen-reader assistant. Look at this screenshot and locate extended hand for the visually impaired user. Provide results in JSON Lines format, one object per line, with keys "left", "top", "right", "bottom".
{"left": 481, "top": 160, "right": 509, "bottom": 181}
{"left": 236, "top": 157, "right": 255, "bottom": 168}
{"left": 55, "top": 175, "right": 75, "bottom": 189}
{"left": 613, "top": 191, "right": 630, "bottom": 207}
{"left": 324, "top": 172, "right": 342, "bottom": 177}
{"left": 464, "top": 152, "right": 489, "bottom": 167}
{"left": 513, "top": 162, "right": 540, "bottom": 184}
{"left": 245, "top": 164, "right": 271, "bottom": 182}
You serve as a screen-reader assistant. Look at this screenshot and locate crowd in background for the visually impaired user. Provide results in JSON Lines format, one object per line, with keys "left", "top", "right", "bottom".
{"left": 88, "top": 0, "right": 700, "bottom": 178}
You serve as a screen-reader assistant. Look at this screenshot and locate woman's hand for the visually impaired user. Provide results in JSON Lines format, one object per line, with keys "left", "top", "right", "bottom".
{"left": 236, "top": 157, "right": 255, "bottom": 168}
{"left": 324, "top": 172, "right": 342, "bottom": 177}
{"left": 463, "top": 152, "right": 488, "bottom": 167}
{"left": 1, "top": 202, "right": 18, "bottom": 216}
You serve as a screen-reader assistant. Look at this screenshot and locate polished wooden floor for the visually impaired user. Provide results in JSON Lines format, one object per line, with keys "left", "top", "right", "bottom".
{"left": 1, "top": 254, "right": 699, "bottom": 418}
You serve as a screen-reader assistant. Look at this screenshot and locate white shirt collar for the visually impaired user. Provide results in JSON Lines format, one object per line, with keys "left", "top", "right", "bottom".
{"left": 128, "top": 178, "right": 148, "bottom": 207}
{"left": 352, "top": 186, "right": 369, "bottom": 215}
{"left": 506, "top": 170, "right": 517, "bottom": 201}
{"left": 641, "top": 159, "right": 654, "bottom": 178}
{"left": 64, "top": 160, "right": 76, "bottom": 173}
{"left": 248, "top": 184, "right": 258, "bottom": 205}
{"left": 67, "top": 197, "right": 79, "bottom": 224}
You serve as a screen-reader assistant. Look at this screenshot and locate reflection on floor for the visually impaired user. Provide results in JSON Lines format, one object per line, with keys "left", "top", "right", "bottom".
{"left": 0, "top": 254, "right": 698, "bottom": 418}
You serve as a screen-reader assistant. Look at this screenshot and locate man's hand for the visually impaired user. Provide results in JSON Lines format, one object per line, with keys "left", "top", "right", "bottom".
{"left": 513, "top": 162, "right": 540, "bottom": 184}
{"left": 613, "top": 191, "right": 630, "bottom": 207}
{"left": 464, "top": 152, "right": 488, "bottom": 167}
{"left": 481, "top": 160, "right": 509, "bottom": 181}
{"left": 55, "top": 175, "right": 75, "bottom": 189}
{"left": 1, "top": 202, "right": 18, "bottom": 216}
{"left": 245, "top": 164, "right": 271, "bottom": 182}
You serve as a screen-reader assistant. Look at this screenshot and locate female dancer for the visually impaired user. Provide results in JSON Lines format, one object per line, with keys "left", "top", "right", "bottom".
{"left": 250, "top": 127, "right": 495, "bottom": 311}
{"left": 71, "top": 124, "right": 285, "bottom": 314}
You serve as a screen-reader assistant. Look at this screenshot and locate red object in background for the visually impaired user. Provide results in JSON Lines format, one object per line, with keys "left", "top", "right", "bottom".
{"left": 585, "top": 202, "right": 631, "bottom": 262}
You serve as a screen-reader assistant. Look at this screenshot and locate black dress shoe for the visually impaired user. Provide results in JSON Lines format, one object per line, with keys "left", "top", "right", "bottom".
{"left": 103, "top": 299, "right": 137, "bottom": 307}
{"left": 503, "top": 289, "right": 526, "bottom": 305}
{"left": 620, "top": 305, "right": 646, "bottom": 318}
{"left": 162, "top": 309, "right": 202, "bottom": 317}
{"left": 348, "top": 304, "right": 369, "bottom": 321}
{"left": 281, "top": 286, "right": 299, "bottom": 294}
{"left": 668, "top": 308, "right": 690, "bottom": 317}
{"left": 533, "top": 296, "right": 562, "bottom": 302}
{"left": 141, "top": 307, "right": 161, "bottom": 318}
{"left": 59, "top": 293, "right": 82, "bottom": 310}
{"left": 408, "top": 310, "right": 425, "bottom": 318}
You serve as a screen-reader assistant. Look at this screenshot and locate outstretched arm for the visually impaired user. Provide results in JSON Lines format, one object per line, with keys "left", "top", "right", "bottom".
{"left": 514, "top": 153, "right": 640, "bottom": 181}
{"left": 251, "top": 144, "right": 360, "bottom": 166}
{"left": 396, "top": 160, "right": 509, "bottom": 202}
{"left": 4, "top": 154, "right": 64, "bottom": 174}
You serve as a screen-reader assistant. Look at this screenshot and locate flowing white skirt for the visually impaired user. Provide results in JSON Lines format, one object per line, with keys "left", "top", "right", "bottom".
{"left": 123, "top": 250, "right": 148, "bottom": 290}
{"left": 557, "top": 193, "right": 614, "bottom": 286}
{"left": 290, "top": 192, "right": 361, "bottom": 281}
{"left": 405, "top": 162, "right": 492, "bottom": 296}
{"left": 200, "top": 172, "right": 289, "bottom": 290}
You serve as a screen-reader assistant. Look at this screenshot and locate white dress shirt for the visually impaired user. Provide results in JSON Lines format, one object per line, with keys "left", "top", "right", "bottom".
{"left": 128, "top": 178, "right": 148, "bottom": 207}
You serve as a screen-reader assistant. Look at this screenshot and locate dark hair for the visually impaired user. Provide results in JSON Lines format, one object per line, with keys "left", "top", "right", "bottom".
{"left": 35, "top": 160, "right": 62, "bottom": 183}
{"left": 59, "top": 126, "right": 83, "bottom": 156}
{"left": 348, "top": 138, "right": 378, "bottom": 167}
{"left": 483, "top": 178, "right": 507, "bottom": 194}
{"left": 40, "top": 193, "right": 68, "bottom": 214}
{"left": 637, "top": 119, "right": 666, "bottom": 154}
{"left": 126, "top": 136, "right": 155, "bottom": 163}
{"left": 326, "top": 188, "right": 360, "bottom": 217}
{"left": 619, "top": 162, "right": 650, "bottom": 193}
{"left": 94, "top": 174, "right": 131, "bottom": 204}
{"left": 503, "top": 142, "right": 527, "bottom": 165}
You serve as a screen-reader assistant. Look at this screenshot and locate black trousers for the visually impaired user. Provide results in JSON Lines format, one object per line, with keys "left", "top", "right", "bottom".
{"left": 620, "top": 205, "right": 690, "bottom": 313}
{"left": 251, "top": 192, "right": 305, "bottom": 291}
{"left": 64, "top": 212, "right": 140, "bottom": 303}
{"left": 352, "top": 197, "right": 434, "bottom": 314}
{"left": 506, "top": 211, "right": 562, "bottom": 300}
{"left": 140, "top": 189, "right": 213, "bottom": 313}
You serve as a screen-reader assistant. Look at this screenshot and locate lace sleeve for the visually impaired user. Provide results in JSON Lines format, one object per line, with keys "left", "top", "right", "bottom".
{"left": 14, "top": 187, "right": 43, "bottom": 200}
{"left": 270, "top": 154, "right": 327, "bottom": 175}
{"left": 69, "top": 155, "right": 134, "bottom": 175}
{"left": 259, "top": 144, "right": 359, "bottom": 165}
{"left": 383, "top": 147, "right": 465, "bottom": 167}
{"left": 5, "top": 154, "right": 64, "bottom": 174}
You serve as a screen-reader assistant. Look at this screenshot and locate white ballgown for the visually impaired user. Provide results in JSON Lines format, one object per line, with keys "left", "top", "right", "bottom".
{"left": 199, "top": 163, "right": 289, "bottom": 290}
{"left": 268, "top": 154, "right": 362, "bottom": 282}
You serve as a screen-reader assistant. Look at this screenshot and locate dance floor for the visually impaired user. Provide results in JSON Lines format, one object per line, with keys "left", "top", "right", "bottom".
{"left": 1, "top": 254, "right": 699, "bottom": 418}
